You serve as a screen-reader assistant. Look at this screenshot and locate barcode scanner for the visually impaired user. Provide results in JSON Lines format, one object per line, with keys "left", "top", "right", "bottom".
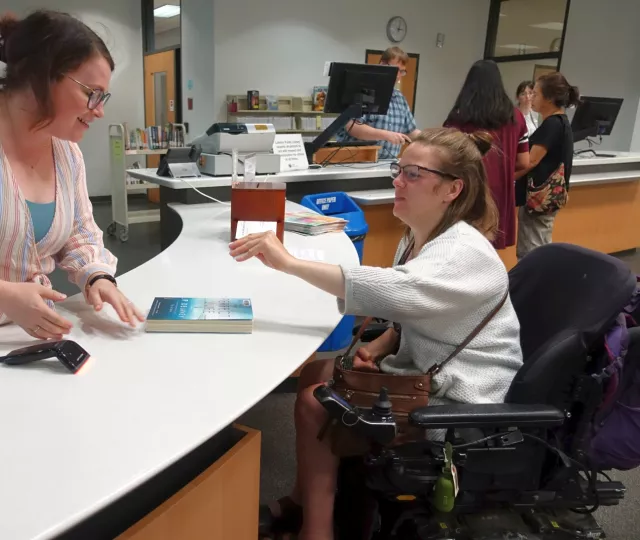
{"left": 0, "top": 340, "right": 90, "bottom": 374}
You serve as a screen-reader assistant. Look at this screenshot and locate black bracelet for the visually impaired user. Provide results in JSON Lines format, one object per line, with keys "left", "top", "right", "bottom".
{"left": 88, "top": 274, "right": 117, "bottom": 288}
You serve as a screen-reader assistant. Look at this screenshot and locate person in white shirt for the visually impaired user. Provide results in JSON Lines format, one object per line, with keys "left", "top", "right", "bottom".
{"left": 517, "top": 80, "right": 539, "bottom": 136}
{"left": 230, "top": 128, "right": 524, "bottom": 540}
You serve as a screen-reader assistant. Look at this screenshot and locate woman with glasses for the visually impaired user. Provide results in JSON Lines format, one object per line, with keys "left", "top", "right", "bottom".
{"left": 230, "top": 128, "right": 523, "bottom": 540}
{"left": 444, "top": 60, "right": 530, "bottom": 251}
{"left": 0, "top": 10, "right": 143, "bottom": 340}
{"left": 516, "top": 80, "right": 539, "bottom": 136}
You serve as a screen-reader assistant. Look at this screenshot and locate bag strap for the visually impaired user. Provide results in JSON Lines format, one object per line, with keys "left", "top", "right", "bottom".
{"left": 344, "top": 288, "right": 510, "bottom": 369}
{"left": 427, "top": 288, "right": 510, "bottom": 376}
{"left": 342, "top": 238, "right": 415, "bottom": 358}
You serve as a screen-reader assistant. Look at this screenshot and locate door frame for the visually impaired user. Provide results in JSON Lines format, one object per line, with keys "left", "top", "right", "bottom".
{"left": 365, "top": 49, "right": 420, "bottom": 113}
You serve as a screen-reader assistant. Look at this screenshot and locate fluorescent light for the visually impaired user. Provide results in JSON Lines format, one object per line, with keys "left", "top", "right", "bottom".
{"left": 529, "top": 22, "right": 564, "bottom": 31}
{"left": 154, "top": 5, "right": 180, "bottom": 18}
{"left": 499, "top": 44, "right": 540, "bottom": 51}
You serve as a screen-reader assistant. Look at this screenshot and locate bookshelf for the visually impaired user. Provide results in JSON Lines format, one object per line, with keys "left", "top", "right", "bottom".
{"left": 225, "top": 94, "right": 338, "bottom": 140}
{"left": 108, "top": 123, "right": 185, "bottom": 242}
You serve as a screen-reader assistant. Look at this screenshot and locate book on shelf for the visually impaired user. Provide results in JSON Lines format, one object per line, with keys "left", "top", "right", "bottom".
{"left": 284, "top": 211, "right": 347, "bottom": 235}
{"left": 122, "top": 122, "right": 185, "bottom": 151}
{"left": 145, "top": 297, "right": 253, "bottom": 334}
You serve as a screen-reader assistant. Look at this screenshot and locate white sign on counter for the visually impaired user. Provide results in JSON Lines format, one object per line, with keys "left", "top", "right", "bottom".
{"left": 273, "top": 134, "right": 309, "bottom": 172}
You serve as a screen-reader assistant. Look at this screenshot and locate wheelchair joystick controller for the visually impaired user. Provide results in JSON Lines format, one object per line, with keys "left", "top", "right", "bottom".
{"left": 372, "top": 387, "right": 393, "bottom": 418}
{"left": 313, "top": 384, "right": 397, "bottom": 445}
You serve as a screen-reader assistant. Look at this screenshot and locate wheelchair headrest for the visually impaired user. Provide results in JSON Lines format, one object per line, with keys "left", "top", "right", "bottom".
{"left": 509, "top": 243, "right": 636, "bottom": 362}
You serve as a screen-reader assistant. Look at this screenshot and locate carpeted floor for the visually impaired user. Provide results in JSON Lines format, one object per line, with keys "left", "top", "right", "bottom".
{"left": 52, "top": 200, "right": 640, "bottom": 539}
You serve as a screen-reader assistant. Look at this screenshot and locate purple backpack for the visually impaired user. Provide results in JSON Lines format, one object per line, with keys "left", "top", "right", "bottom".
{"left": 589, "top": 278, "right": 640, "bottom": 470}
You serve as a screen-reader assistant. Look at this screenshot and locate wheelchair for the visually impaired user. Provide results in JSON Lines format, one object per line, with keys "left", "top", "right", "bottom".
{"left": 318, "top": 243, "right": 638, "bottom": 540}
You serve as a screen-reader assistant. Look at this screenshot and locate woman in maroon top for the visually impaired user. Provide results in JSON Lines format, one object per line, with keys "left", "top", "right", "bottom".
{"left": 445, "top": 60, "right": 530, "bottom": 249}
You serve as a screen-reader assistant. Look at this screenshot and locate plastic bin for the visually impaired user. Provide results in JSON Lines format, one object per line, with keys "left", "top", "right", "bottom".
{"left": 300, "top": 192, "right": 369, "bottom": 352}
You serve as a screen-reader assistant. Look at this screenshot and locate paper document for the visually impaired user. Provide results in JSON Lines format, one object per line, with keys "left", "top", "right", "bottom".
{"left": 289, "top": 248, "right": 326, "bottom": 262}
{"left": 236, "top": 220, "right": 278, "bottom": 238}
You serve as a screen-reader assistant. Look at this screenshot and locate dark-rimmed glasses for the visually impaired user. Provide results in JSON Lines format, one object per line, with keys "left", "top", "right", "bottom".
{"left": 67, "top": 76, "right": 111, "bottom": 110}
{"left": 390, "top": 162, "right": 456, "bottom": 182}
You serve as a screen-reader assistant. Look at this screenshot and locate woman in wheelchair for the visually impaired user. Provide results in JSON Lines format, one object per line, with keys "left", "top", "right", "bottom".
{"left": 230, "top": 128, "right": 524, "bottom": 540}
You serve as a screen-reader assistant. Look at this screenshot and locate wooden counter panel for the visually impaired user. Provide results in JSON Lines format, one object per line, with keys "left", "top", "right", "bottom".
{"left": 361, "top": 180, "right": 640, "bottom": 271}
{"left": 361, "top": 205, "right": 406, "bottom": 267}
{"left": 117, "top": 425, "right": 260, "bottom": 540}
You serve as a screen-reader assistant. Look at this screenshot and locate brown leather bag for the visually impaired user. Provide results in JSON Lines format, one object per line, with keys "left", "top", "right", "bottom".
{"left": 331, "top": 289, "right": 509, "bottom": 421}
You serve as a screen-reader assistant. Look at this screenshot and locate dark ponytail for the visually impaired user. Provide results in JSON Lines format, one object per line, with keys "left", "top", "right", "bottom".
{"left": 467, "top": 131, "right": 493, "bottom": 157}
{"left": 568, "top": 85, "right": 581, "bottom": 108}
{"left": 537, "top": 72, "right": 580, "bottom": 109}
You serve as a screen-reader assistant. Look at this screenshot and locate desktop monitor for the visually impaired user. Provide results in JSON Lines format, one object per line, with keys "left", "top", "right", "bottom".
{"left": 304, "top": 62, "right": 398, "bottom": 161}
{"left": 324, "top": 62, "right": 398, "bottom": 115}
{"left": 571, "top": 96, "right": 623, "bottom": 143}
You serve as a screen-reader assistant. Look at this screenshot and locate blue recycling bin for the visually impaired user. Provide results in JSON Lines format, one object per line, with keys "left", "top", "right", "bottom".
{"left": 300, "top": 192, "right": 368, "bottom": 352}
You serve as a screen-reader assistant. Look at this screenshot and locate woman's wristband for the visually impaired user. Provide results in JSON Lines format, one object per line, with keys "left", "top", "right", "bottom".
{"left": 87, "top": 274, "right": 117, "bottom": 288}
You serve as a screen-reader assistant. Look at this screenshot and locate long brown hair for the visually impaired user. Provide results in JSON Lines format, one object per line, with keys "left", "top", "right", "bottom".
{"left": 0, "top": 10, "right": 114, "bottom": 129}
{"left": 409, "top": 128, "right": 499, "bottom": 244}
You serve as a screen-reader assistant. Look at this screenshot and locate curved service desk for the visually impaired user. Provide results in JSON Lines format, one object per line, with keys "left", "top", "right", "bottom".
{"left": 129, "top": 153, "right": 640, "bottom": 270}
{"left": 0, "top": 202, "right": 359, "bottom": 540}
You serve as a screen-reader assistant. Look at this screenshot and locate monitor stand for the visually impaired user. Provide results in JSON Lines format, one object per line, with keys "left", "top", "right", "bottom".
{"left": 303, "top": 102, "right": 364, "bottom": 163}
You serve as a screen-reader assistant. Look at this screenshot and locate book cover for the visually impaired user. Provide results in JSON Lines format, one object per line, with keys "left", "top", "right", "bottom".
{"left": 146, "top": 298, "right": 253, "bottom": 333}
{"left": 312, "top": 86, "right": 328, "bottom": 112}
{"left": 148, "top": 297, "right": 253, "bottom": 322}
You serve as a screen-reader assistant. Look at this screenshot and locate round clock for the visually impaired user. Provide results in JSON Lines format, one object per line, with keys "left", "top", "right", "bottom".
{"left": 386, "top": 16, "right": 407, "bottom": 43}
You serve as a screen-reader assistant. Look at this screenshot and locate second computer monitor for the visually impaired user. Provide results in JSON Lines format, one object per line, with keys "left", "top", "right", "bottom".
{"left": 324, "top": 62, "right": 398, "bottom": 115}
{"left": 571, "top": 96, "right": 623, "bottom": 142}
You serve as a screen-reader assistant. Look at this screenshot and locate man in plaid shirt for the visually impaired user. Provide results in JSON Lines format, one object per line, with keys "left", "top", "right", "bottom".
{"left": 336, "top": 47, "right": 421, "bottom": 159}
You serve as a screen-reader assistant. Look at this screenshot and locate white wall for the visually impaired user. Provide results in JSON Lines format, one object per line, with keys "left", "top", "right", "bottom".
{"left": 211, "top": 0, "right": 491, "bottom": 130}
{"left": 2, "top": 2, "right": 145, "bottom": 197}
{"left": 561, "top": 0, "right": 640, "bottom": 151}
{"left": 154, "top": 27, "right": 180, "bottom": 50}
{"left": 181, "top": 0, "right": 216, "bottom": 137}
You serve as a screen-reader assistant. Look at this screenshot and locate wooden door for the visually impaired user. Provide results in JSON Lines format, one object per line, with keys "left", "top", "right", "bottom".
{"left": 365, "top": 50, "right": 419, "bottom": 112}
{"left": 143, "top": 50, "right": 177, "bottom": 201}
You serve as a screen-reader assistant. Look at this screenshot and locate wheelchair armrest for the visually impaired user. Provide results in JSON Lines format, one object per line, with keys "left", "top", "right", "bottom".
{"left": 409, "top": 403, "right": 565, "bottom": 430}
{"left": 352, "top": 323, "right": 388, "bottom": 343}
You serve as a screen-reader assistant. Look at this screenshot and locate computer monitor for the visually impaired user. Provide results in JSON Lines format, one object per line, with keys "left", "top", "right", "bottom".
{"left": 571, "top": 96, "right": 623, "bottom": 143}
{"left": 304, "top": 62, "right": 398, "bottom": 161}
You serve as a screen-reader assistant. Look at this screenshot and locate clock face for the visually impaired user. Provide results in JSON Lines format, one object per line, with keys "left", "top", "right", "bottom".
{"left": 387, "top": 16, "right": 407, "bottom": 43}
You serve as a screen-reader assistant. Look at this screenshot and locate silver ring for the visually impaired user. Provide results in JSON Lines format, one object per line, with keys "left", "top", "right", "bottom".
{"left": 33, "top": 326, "right": 41, "bottom": 334}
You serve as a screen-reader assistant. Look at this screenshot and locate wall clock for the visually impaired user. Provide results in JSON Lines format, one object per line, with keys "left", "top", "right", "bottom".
{"left": 387, "top": 16, "right": 407, "bottom": 43}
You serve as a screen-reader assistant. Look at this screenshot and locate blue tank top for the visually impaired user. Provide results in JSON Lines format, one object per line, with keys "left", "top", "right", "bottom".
{"left": 26, "top": 200, "right": 56, "bottom": 243}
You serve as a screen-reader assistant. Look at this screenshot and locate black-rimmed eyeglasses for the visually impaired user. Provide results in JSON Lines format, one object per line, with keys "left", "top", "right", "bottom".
{"left": 67, "top": 76, "right": 111, "bottom": 110}
{"left": 390, "top": 162, "right": 456, "bottom": 182}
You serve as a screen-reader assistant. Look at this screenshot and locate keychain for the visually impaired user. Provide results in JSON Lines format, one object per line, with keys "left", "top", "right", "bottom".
{"left": 433, "top": 442, "right": 458, "bottom": 513}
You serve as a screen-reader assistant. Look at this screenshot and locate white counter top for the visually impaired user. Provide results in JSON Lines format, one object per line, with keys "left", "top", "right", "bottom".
{"left": 0, "top": 202, "right": 358, "bottom": 540}
{"left": 128, "top": 153, "right": 640, "bottom": 198}
{"left": 127, "top": 161, "right": 393, "bottom": 189}
{"left": 348, "top": 159, "right": 640, "bottom": 206}
{"left": 572, "top": 151, "right": 640, "bottom": 167}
